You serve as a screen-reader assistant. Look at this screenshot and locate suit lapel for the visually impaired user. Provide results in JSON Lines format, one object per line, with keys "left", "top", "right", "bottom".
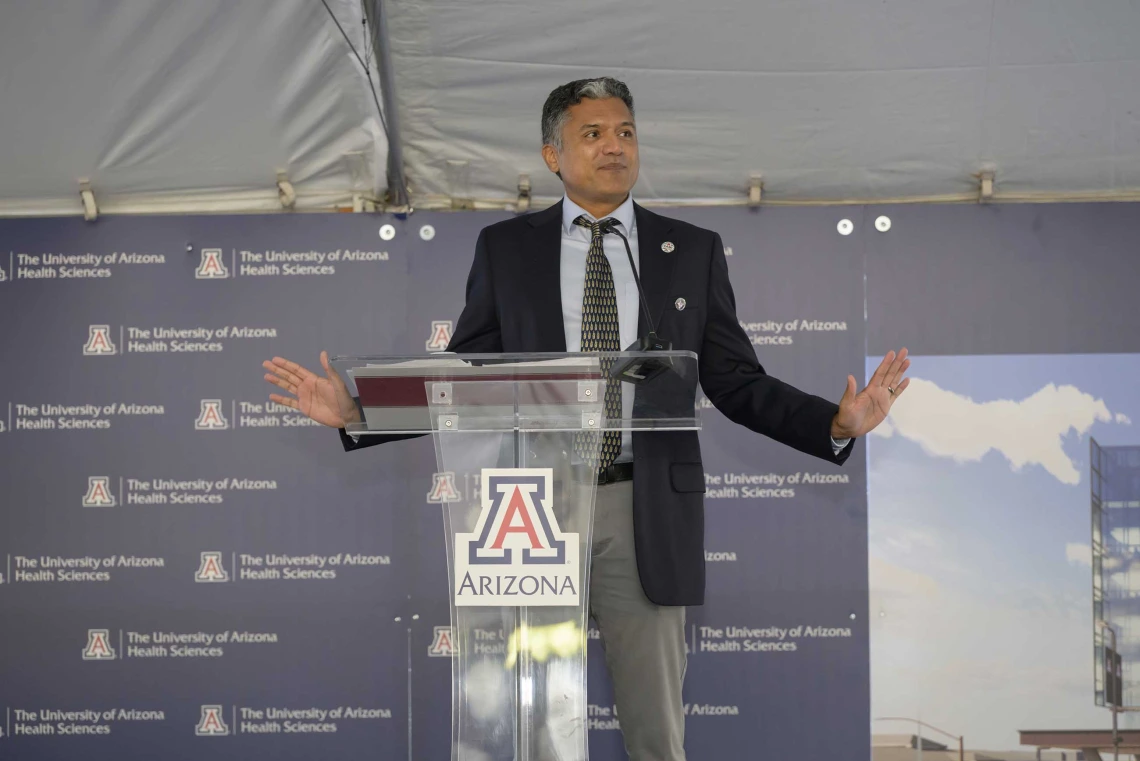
{"left": 633, "top": 202, "right": 677, "bottom": 336}
{"left": 525, "top": 200, "right": 567, "bottom": 352}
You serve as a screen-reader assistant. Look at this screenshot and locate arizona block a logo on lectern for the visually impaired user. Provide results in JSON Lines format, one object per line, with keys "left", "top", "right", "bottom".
{"left": 454, "top": 468, "right": 579, "bottom": 607}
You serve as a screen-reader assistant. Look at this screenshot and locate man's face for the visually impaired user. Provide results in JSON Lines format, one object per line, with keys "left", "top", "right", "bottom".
{"left": 543, "top": 97, "right": 639, "bottom": 206}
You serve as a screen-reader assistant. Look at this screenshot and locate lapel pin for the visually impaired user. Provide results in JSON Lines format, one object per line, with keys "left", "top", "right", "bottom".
{"left": 661, "top": 241, "right": 675, "bottom": 253}
{"left": 675, "top": 297, "right": 686, "bottom": 311}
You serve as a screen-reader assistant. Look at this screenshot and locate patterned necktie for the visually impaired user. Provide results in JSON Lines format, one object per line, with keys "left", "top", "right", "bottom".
{"left": 573, "top": 215, "right": 622, "bottom": 470}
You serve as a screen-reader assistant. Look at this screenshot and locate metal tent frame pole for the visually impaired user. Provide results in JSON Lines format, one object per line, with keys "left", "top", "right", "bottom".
{"left": 365, "top": 0, "right": 410, "bottom": 208}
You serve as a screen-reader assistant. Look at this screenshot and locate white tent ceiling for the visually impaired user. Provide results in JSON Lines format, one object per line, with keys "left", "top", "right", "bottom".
{"left": 2, "top": 0, "right": 1139, "bottom": 215}
{"left": 0, "top": 0, "right": 385, "bottom": 214}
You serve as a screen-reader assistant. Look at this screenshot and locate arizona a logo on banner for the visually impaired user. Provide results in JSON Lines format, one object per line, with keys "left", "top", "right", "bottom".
{"left": 428, "top": 626, "right": 458, "bottom": 657}
{"left": 454, "top": 468, "right": 579, "bottom": 607}
{"left": 82, "top": 629, "right": 116, "bottom": 660}
{"left": 426, "top": 320, "right": 452, "bottom": 351}
{"left": 83, "top": 476, "right": 116, "bottom": 507}
{"left": 195, "top": 552, "right": 230, "bottom": 583}
{"left": 195, "top": 400, "right": 229, "bottom": 430}
{"left": 195, "top": 248, "right": 229, "bottom": 279}
{"left": 83, "top": 325, "right": 117, "bottom": 356}
{"left": 427, "top": 471, "right": 461, "bottom": 503}
{"left": 195, "top": 705, "right": 229, "bottom": 736}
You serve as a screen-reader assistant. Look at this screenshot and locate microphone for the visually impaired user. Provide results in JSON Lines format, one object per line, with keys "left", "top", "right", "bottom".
{"left": 598, "top": 218, "right": 675, "bottom": 383}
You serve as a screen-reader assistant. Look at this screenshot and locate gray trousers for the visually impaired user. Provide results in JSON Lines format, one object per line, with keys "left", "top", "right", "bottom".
{"left": 588, "top": 480, "right": 687, "bottom": 761}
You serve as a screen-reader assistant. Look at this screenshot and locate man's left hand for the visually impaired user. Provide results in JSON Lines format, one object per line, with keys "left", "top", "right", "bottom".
{"left": 831, "top": 348, "right": 910, "bottom": 440}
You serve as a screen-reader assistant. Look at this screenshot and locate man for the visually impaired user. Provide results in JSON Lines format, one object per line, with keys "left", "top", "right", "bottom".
{"left": 264, "top": 77, "right": 909, "bottom": 761}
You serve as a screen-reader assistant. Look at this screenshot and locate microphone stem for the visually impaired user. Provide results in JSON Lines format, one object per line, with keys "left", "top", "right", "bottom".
{"left": 605, "top": 226, "right": 657, "bottom": 337}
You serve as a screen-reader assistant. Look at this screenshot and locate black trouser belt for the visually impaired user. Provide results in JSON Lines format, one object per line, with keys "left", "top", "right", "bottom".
{"left": 574, "top": 460, "right": 638, "bottom": 485}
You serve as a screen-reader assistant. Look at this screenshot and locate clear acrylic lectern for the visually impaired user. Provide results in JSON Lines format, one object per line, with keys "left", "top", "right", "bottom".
{"left": 331, "top": 351, "right": 700, "bottom": 761}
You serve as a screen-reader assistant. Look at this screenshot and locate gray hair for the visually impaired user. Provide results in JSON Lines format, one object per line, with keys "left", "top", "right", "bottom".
{"left": 541, "top": 77, "right": 635, "bottom": 150}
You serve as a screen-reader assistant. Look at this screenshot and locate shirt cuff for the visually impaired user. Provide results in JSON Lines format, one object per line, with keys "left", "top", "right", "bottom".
{"left": 830, "top": 436, "right": 851, "bottom": 455}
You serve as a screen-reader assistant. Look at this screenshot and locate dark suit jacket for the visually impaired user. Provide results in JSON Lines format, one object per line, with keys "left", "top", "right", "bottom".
{"left": 342, "top": 200, "right": 853, "bottom": 606}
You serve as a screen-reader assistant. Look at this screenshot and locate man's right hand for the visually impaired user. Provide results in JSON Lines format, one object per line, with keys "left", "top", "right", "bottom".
{"left": 262, "top": 351, "right": 360, "bottom": 429}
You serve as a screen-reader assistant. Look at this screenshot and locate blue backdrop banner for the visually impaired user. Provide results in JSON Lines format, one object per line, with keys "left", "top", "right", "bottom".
{"left": 2, "top": 202, "right": 1136, "bottom": 759}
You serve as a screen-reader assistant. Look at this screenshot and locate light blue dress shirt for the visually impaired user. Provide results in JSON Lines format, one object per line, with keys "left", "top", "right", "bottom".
{"left": 558, "top": 194, "right": 848, "bottom": 463}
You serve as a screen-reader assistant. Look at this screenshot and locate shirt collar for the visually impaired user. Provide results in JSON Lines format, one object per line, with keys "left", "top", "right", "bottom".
{"left": 561, "top": 193, "right": 636, "bottom": 236}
